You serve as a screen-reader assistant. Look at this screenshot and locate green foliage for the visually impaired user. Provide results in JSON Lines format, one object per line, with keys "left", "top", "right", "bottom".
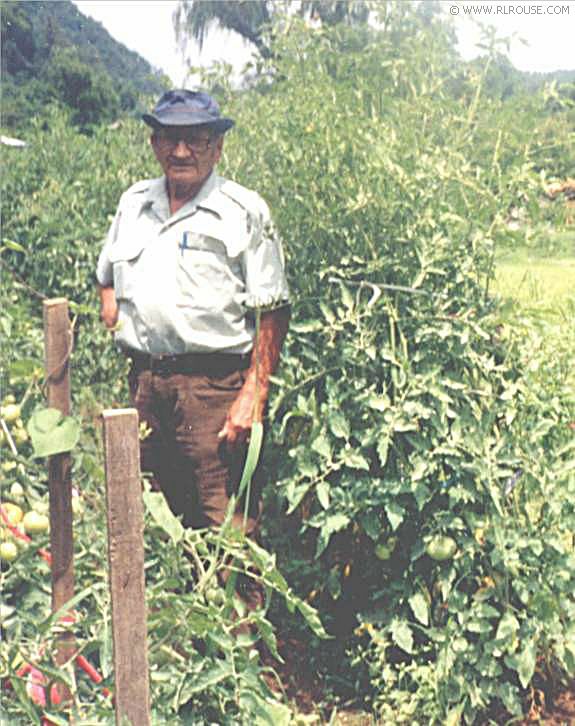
{"left": 44, "top": 47, "right": 121, "bottom": 130}
{"left": 0, "top": 389, "right": 323, "bottom": 724}
{"left": 0, "top": 0, "right": 166, "bottom": 131}
{"left": 0, "top": 107, "right": 157, "bottom": 393}
{"left": 214, "top": 9, "right": 572, "bottom": 722}
{"left": 0, "top": 1, "right": 36, "bottom": 75}
{"left": 27, "top": 408, "right": 80, "bottom": 458}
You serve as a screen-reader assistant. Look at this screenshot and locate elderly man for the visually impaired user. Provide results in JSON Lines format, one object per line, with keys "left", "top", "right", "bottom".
{"left": 96, "top": 89, "right": 290, "bottom": 539}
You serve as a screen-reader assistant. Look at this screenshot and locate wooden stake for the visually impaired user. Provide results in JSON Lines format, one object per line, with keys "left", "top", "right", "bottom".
{"left": 102, "top": 409, "right": 151, "bottom": 726}
{"left": 43, "top": 299, "right": 75, "bottom": 699}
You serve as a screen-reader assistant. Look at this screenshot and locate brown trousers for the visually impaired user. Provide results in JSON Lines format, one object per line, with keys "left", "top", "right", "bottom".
{"left": 128, "top": 363, "right": 263, "bottom": 536}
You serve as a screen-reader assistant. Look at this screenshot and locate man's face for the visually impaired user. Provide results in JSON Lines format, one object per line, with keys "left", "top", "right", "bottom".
{"left": 150, "top": 125, "right": 223, "bottom": 192}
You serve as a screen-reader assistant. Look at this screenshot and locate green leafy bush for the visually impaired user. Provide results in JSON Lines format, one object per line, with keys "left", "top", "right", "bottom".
{"left": 216, "top": 10, "right": 573, "bottom": 722}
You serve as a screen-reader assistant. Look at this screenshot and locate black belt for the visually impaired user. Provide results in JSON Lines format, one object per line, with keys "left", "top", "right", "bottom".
{"left": 125, "top": 348, "right": 251, "bottom": 377}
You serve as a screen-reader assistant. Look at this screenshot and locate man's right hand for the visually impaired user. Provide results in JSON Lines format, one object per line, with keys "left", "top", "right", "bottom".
{"left": 97, "top": 284, "right": 119, "bottom": 329}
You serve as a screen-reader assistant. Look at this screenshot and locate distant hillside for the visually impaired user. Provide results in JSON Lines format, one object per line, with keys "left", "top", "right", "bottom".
{"left": 1, "top": 0, "right": 168, "bottom": 130}
{"left": 2, "top": 0, "right": 573, "bottom": 132}
{"left": 464, "top": 51, "right": 575, "bottom": 102}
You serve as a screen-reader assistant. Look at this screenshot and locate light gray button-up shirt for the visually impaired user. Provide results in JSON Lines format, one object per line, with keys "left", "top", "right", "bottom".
{"left": 96, "top": 172, "right": 290, "bottom": 355}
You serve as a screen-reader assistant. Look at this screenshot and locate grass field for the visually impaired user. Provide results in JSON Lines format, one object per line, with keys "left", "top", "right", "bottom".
{"left": 493, "top": 243, "right": 574, "bottom": 392}
{"left": 494, "top": 251, "right": 575, "bottom": 310}
{"left": 489, "top": 243, "right": 575, "bottom": 726}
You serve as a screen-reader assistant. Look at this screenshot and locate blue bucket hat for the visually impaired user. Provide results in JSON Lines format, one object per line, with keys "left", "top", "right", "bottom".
{"left": 142, "top": 89, "right": 234, "bottom": 133}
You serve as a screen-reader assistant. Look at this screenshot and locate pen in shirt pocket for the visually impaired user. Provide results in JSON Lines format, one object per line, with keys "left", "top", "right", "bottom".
{"left": 179, "top": 231, "right": 191, "bottom": 256}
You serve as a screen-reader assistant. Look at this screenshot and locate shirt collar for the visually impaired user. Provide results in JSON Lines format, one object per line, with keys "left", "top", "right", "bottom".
{"left": 140, "top": 177, "right": 169, "bottom": 221}
{"left": 139, "top": 171, "right": 225, "bottom": 222}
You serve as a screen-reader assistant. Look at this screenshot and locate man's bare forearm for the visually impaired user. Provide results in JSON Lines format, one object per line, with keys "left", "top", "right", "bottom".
{"left": 97, "top": 283, "right": 118, "bottom": 329}
{"left": 218, "top": 305, "right": 290, "bottom": 443}
{"left": 248, "top": 306, "right": 291, "bottom": 401}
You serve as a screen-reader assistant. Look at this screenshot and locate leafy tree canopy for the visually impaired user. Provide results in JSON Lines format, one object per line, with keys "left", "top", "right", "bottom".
{"left": 175, "top": 0, "right": 372, "bottom": 60}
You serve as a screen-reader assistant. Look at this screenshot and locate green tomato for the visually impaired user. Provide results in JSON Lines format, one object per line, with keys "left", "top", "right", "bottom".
{"left": 9, "top": 482, "right": 24, "bottom": 500}
{"left": 22, "top": 510, "right": 50, "bottom": 535}
{"left": 205, "top": 586, "right": 225, "bottom": 606}
{"left": 375, "top": 544, "right": 393, "bottom": 560}
{"left": 1, "top": 404, "right": 21, "bottom": 424}
{"left": 426, "top": 535, "right": 457, "bottom": 561}
{"left": 12, "top": 427, "right": 28, "bottom": 445}
{"left": 375, "top": 537, "right": 397, "bottom": 560}
{"left": 0, "top": 541, "right": 18, "bottom": 563}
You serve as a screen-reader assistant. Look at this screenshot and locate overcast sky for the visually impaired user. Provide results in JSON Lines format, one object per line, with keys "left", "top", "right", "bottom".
{"left": 74, "top": 0, "right": 575, "bottom": 86}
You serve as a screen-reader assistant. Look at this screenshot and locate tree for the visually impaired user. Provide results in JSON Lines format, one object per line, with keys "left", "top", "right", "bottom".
{"left": 44, "top": 47, "right": 120, "bottom": 129}
{"left": 175, "top": 0, "right": 371, "bottom": 60}
{"left": 0, "top": 1, "right": 36, "bottom": 75}
{"left": 175, "top": 0, "right": 273, "bottom": 59}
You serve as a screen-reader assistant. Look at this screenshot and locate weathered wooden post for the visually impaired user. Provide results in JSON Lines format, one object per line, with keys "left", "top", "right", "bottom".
{"left": 43, "top": 298, "right": 75, "bottom": 703}
{"left": 102, "top": 409, "right": 151, "bottom": 726}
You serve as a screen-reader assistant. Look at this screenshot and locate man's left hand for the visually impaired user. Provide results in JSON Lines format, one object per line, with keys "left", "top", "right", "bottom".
{"left": 217, "top": 382, "right": 263, "bottom": 448}
{"left": 217, "top": 307, "right": 290, "bottom": 447}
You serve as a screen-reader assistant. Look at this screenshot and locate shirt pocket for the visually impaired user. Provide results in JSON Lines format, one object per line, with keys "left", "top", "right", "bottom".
{"left": 108, "top": 240, "right": 146, "bottom": 301}
{"left": 176, "top": 232, "right": 242, "bottom": 309}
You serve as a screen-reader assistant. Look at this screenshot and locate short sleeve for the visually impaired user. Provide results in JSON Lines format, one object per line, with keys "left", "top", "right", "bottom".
{"left": 242, "top": 200, "right": 290, "bottom": 311}
{"left": 96, "top": 208, "right": 121, "bottom": 286}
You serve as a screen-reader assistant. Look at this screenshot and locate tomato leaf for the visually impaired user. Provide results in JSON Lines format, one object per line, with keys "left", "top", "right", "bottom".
{"left": 3, "top": 239, "right": 26, "bottom": 254}
{"left": 328, "top": 410, "right": 350, "bottom": 439}
{"left": 177, "top": 661, "right": 233, "bottom": 702}
{"left": 311, "top": 433, "right": 331, "bottom": 459}
{"left": 445, "top": 702, "right": 465, "bottom": 726}
{"left": 143, "top": 490, "right": 184, "bottom": 544}
{"left": 316, "top": 481, "right": 330, "bottom": 510}
{"left": 315, "top": 513, "right": 350, "bottom": 557}
{"left": 9, "top": 357, "right": 42, "bottom": 379}
{"left": 409, "top": 591, "right": 429, "bottom": 626}
{"left": 342, "top": 449, "right": 369, "bottom": 471}
{"left": 295, "top": 598, "right": 330, "bottom": 639}
{"left": 390, "top": 619, "right": 414, "bottom": 654}
{"left": 27, "top": 407, "right": 80, "bottom": 458}
{"left": 517, "top": 639, "right": 537, "bottom": 689}
{"left": 385, "top": 501, "right": 405, "bottom": 531}
{"left": 291, "top": 320, "right": 323, "bottom": 333}
{"left": 238, "top": 690, "right": 292, "bottom": 726}
{"left": 495, "top": 612, "right": 520, "bottom": 642}
{"left": 377, "top": 435, "right": 391, "bottom": 467}
{"left": 360, "top": 510, "right": 381, "bottom": 540}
